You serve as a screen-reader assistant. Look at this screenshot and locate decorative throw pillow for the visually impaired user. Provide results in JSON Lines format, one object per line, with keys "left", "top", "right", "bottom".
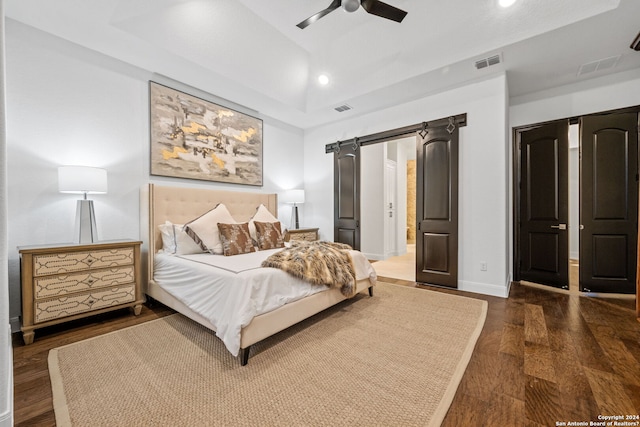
{"left": 217, "top": 222, "right": 256, "bottom": 256}
{"left": 175, "top": 226, "right": 204, "bottom": 255}
{"left": 254, "top": 221, "right": 284, "bottom": 250}
{"left": 248, "top": 204, "right": 279, "bottom": 243}
{"left": 158, "top": 221, "right": 177, "bottom": 253}
{"left": 184, "top": 203, "right": 236, "bottom": 254}
{"left": 157, "top": 221, "right": 203, "bottom": 255}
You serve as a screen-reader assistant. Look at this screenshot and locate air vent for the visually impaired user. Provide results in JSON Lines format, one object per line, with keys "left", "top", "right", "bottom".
{"left": 334, "top": 104, "right": 352, "bottom": 113}
{"left": 474, "top": 54, "right": 502, "bottom": 70}
{"left": 577, "top": 55, "right": 621, "bottom": 76}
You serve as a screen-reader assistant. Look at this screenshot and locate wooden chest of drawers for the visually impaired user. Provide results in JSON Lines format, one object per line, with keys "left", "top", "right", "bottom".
{"left": 19, "top": 240, "right": 144, "bottom": 344}
{"left": 284, "top": 227, "right": 319, "bottom": 242}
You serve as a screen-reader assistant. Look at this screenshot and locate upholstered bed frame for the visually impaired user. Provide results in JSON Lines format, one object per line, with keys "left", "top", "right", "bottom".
{"left": 140, "top": 183, "right": 373, "bottom": 365}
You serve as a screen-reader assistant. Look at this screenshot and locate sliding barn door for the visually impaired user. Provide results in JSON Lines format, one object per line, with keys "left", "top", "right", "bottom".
{"left": 416, "top": 125, "right": 458, "bottom": 288}
{"left": 580, "top": 112, "right": 638, "bottom": 293}
{"left": 518, "top": 122, "right": 569, "bottom": 289}
{"left": 334, "top": 141, "right": 361, "bottom": 250}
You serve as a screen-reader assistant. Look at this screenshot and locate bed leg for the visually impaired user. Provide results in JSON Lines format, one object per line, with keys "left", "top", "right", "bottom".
{"left": 240, "top": 346, "right": 251, "bottom": 366}
{"left": 368, "top": 286, "right": 373, "bottom": 297}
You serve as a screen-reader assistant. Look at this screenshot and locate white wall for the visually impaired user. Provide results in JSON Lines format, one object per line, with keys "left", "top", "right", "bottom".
{"left": 510, "top": 69, "right": 640, "bottom": 127}
{"left": 304, "top": 74, "right": 511, "bottom": 298}
{"left": 5, "top": 21, "right": 305, "bottom": 329}
{"left": 569, "top": 124, "right": 580, "bottom": 260}
{"left": 360, "top": 143, "right": 385, "bottom": 259}
{"left": 0, "top": 1, "right": 14, "bottom": 425}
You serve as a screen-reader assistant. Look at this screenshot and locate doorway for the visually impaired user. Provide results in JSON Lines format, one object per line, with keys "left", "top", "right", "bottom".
{"left": 364, "top": 137, "right": 417, "bottom": 282}
{"left": 330, "top": 114, "right": 467, "bottom": 288}
{"left": 514, "top": 108, "right": 639, "bottom": 293}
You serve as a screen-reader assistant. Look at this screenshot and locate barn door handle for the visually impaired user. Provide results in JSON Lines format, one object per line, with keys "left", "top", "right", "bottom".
{"left": 550, "top": 224, "right": 567, "bottom": 230}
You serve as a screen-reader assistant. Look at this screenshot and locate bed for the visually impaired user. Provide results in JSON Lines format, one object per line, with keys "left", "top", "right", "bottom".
{"left": 140, "top": 183, "right": 376, "bottom": 365}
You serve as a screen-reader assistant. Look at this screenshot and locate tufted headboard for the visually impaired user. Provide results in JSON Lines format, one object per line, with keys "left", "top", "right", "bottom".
{"left": 140, "top": 183, "right": 278, "bottom": 288}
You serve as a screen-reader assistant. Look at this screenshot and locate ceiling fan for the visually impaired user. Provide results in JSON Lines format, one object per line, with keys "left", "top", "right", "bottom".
{"left": 296, "top": 0, "right": 407, "bottom": 29}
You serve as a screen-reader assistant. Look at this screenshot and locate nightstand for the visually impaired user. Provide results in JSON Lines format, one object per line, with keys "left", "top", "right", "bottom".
{"left": 18, "top": 239, "right": 144, "bottom": 345}
{"left": 284, "top": 227, "right": 319, "bottom": 242}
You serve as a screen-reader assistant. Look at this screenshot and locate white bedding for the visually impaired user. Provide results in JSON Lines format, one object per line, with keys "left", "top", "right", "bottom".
{"left": 154, "top": 249, "right": 376, "bottom": 356}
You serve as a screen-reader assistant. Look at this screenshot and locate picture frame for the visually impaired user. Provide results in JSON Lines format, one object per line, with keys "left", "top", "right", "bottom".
{"left": 149, "top": 81, "right": 263, "bottom": 186}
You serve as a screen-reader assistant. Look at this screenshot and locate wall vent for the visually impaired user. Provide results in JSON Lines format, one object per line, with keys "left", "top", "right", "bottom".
{"left": 334, "top": 104, "right": 352, "bottom": 113}
{"left": 474, "top": 54, "right": 501, "bottom": 70}
{"left": 577, "top": 55, "right": 621, "bottom": 76}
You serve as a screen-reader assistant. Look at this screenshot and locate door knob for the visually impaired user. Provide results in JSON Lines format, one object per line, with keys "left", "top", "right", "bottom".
{"left": 550, "top": 224, "right": 567, "bottom": 230}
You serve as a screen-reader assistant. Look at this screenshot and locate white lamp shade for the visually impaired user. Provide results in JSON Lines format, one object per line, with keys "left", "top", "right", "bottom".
{"left": 283, "top": 189, "right": 305, "bottom": 204}
{"left": 58, "top": 166, "right": 107, "bottom": 194}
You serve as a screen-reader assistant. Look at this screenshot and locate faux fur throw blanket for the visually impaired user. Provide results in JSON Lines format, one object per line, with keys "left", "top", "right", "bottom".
{"left": 261, "top": 241, "right": 357, "bottom": 297}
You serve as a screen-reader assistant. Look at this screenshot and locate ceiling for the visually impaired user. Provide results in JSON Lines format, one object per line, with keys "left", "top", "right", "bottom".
{"left": 5, "top": 0, "right": 640, "bottom": 129}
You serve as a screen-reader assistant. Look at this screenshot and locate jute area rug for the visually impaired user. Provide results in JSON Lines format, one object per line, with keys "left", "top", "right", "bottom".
{"left": 49, "top": 282, "right": 487, "bottom": 427}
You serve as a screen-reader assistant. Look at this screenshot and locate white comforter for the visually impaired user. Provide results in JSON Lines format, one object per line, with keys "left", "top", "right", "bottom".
{"left": 154, "top": 249, "right": 377, "bottom": 356}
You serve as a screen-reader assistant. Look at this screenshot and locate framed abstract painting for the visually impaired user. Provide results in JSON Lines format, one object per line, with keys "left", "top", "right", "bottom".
{"left": 149, "top": 81, "right": 263, "bottom": 186}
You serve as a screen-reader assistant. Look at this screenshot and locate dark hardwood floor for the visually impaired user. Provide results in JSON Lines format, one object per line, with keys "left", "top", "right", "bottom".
{"left": 12, "top": 280, "right": 640, "bottom": 426}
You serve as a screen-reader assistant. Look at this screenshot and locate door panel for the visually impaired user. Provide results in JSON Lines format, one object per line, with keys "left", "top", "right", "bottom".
{"left": 519, "top": 122, "right": 569, "bottom": 288}
{"left": 580, "top": 113, "right": 638, "bottom": 293}
{"left": 423, "top": 233, "right": 449, "bottom": 272}
{"left": 334, "top": 143, "right": 361, "bottom": 250}
{"left": 424, "top": 140, "right": 450, "bottom": 220}
{"left": 416, "top": 126, "right": 458, "bottom": 288}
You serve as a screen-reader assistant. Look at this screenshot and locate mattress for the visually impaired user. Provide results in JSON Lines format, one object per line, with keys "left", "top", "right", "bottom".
{"left": 154, "top": 249, "right": 376, "bottom": 356}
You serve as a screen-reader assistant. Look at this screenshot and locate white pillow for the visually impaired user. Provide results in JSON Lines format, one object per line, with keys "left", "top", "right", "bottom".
{"left": 184, "top": 203, "right": 236, "bottom": 255}
{"left": 158, "top": 221, "right": 177, "bottom": 253}
{"left": 174, "top": 226, "right": 204, "bottom": 255}
{"left": 248, "top": 204, "right": 279, "bottom": 242}
{"left": 157, "top": 221, "right": 202, "bottom": 255}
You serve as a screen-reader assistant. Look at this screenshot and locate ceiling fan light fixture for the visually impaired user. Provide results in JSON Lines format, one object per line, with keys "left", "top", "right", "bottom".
{"left": 498, "top": 0, "right": 517, "bottom": 7}
{"left": 342, "top": 0, "right": 360, "bottom": 13}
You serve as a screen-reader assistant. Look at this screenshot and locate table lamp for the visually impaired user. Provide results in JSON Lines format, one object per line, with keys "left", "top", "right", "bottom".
{"left": 283, "top": 189, "right": 305, "bottom": 229}
{"left": 58, "top": 166, "right": 107, "bottom": 244}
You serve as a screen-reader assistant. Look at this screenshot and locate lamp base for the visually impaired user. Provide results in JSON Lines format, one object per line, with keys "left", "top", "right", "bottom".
{"left": 290, "top": 205, "right": 300, "bottom": 230}
{"left": 74, "top": 199, "right": 98, "bottom": 244}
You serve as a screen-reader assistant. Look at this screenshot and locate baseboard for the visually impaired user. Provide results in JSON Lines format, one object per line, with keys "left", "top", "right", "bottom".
{"left": 0, "top": 404, "right": 13, "bottom": 427}
{"left": 459, "top": 279, "right": 510, "bottom": 298}
{"left": 0, "top": 411, "right": 11, "bottom": 427}
{"left": 362, "top": 252, "right": 384, "bottom": 261}
{"left": 0, "top": 326, "right": 13, "bottom": 427}
{"left": 570, "top": 252, "right": 579, "bottom": 260}
{"left": 9, "top": 317, "right": 19, "bottom": 334}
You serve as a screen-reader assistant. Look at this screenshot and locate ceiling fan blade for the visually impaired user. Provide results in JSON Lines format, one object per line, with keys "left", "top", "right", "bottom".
{"left": 296, "top": 0, "right": 342, "bottom": 29}
{"left": 360, "top": 0, "right": 407, "bottom": 23}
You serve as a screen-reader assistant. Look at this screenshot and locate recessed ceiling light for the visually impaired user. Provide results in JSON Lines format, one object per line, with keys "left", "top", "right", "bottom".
{"left": 318, "top": 74, "right": 330, "bottom": 86}
{"left": 499, "top": 0, "right": 517, "bottom": 7}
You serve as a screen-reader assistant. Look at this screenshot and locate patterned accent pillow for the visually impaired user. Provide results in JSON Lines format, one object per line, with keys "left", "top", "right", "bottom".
{"left": 217, "top": 222, "right": 256, "bottom": 256}
{"left": 248, "top": 204, "right": 279, "bottom": 243}
{"left": 254, "top": 221, "right": 284, "bottom": 250}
